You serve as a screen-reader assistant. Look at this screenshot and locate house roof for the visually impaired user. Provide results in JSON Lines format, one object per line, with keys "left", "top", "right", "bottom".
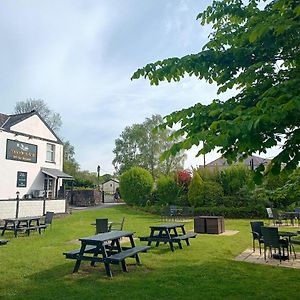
{"left": 0, "top": 110, "right": 62, "bottom": 144}
{"left": 102, "top": 178, "right": 119, "bottom": 184}
{"left": 207, "top": 155, "right": 271, "bottom": 167}
{"left": 41, "top": 167, "right": 73, "bottom": 179}
{"left": 0, "top": 113, "right": 9, "bottom": 127}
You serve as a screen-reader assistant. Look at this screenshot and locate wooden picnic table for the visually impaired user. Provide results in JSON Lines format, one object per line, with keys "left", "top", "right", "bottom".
{"left": 140, "top": 223, "right": 197, "bottom": 252}
{"left": 1, "top": 216, "right": 42, "bottom": 237}
{"left": 63, "top": 230, "right": 150, "bottom": 277}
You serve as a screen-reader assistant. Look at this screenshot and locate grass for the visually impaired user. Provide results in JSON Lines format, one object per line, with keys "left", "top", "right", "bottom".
{"left": 0, "top": 205, "right": 299, "bottom": 300}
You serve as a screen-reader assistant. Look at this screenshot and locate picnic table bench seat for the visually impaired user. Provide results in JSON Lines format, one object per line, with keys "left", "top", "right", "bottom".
{"left": 172, "top": 232, "right": 197, "bottom": 241}
{"left": 139, "top": 235, "right": 174, "bottom": 243}
{"left": 0, "top": 239, "right": 8, "bottom": 245}
{"left": 104, "top": 246, "right": 151, "bottom": 264}
{"left": 63, "top": 245, "right": 99, "bottom": 259}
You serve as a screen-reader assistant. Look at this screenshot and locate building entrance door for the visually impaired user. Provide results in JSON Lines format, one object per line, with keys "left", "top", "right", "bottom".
{"left": 44, "top": 175, "right": 54, "bottom": 199}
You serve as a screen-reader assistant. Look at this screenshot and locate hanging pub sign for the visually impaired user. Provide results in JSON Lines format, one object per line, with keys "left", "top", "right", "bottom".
{"left": 17, "top": 171, "right": 27, "bottom": 187}
{"left": 6, "top": 139, "right": 37, "bottom": 163}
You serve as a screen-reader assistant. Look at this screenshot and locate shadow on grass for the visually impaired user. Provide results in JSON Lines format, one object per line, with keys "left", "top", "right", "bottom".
{"left": 4, "top": 255, "right": 300, "bottom": 300}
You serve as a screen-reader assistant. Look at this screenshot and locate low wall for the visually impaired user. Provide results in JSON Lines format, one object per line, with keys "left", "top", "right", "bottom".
{"left": 70, "top": 190, "right": 101, "bottom": 206}
{"left": 0, "top": 199, "right": 66, "bottom": 219}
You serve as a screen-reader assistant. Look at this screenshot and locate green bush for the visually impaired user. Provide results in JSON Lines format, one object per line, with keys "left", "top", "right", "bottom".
{"left": 194, "top": 206, "right": 266, "bottom": 218}
{"left": 217, "top": 164, "right": 252, "bottom": 196}
{"left": 188, "top": 172, "right": 204, "bottom": 207}
{"left": 156, "top": 175, "right": 178, "bottom": 204}
{"left": 188, "top": 172, "right": 223, "bottom": 207}
{"left": 119, "top": 167, "right": 154, "bottom": 206}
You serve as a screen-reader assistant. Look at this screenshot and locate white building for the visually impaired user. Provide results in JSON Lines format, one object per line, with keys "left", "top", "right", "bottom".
{"left": 0, "top": 110, "right": 72, "bottom": 200}
{"left": 102, "top": 179, "right": 119, "bottom": 194}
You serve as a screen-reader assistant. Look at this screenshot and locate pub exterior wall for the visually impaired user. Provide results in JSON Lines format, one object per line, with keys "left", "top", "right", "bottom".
{"left": 0, "top": 120, "right": 63, "bottom": 199}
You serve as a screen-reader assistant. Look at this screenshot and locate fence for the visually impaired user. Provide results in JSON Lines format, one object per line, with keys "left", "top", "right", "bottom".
{"left": 0, "top": 198, "right": 67, "bottom": 219}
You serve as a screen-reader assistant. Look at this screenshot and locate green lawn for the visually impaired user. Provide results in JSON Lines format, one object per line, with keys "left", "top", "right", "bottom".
{"left": 0, "top": 205, "right": 299, "bottom": 300}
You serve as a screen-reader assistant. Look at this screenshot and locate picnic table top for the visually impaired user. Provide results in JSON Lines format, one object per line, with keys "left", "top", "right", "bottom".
{"left": 79, "top": 230, "right": 134, "bottom": 243}
{"left": 149, "top": 223, "right": 185, "bottom": 229}
{"left": 3, "top": 216, "right": 42, "bottom": 222}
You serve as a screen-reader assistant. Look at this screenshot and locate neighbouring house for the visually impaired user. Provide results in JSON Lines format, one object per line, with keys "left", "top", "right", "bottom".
{"left": 102, "top": 178, "right": 119, "bottom": 193}
{"left": 205, "top": 155, "right": 272, "bottom": 170}
{"left": 0, "top": 110, "right": 72, "bottom": 201}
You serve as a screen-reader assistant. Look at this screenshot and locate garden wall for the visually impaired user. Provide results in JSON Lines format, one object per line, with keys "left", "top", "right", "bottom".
{"left": 0, "top": 199, "right": 66, "bottom": 219}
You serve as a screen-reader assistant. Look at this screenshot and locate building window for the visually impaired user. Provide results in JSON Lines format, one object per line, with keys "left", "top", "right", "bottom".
{"left": 46, "top": 143, "right": 55, "bottom": 162}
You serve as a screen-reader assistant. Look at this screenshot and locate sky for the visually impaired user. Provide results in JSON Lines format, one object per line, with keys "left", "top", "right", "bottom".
{"left": 0, "top": 0, "right": 278, "bottom": 175}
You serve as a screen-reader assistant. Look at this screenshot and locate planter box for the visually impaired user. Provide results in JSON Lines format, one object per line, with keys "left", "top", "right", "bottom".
{"left": 194, "top": 216, "right": 225, "bottom": 234}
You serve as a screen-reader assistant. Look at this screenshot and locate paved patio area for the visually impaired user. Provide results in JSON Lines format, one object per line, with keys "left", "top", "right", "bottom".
{"left": 235, "top": 248, "right": 300, "bottom": 269}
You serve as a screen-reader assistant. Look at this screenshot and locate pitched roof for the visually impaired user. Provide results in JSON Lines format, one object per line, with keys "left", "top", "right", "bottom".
{"left": 1, "top": 111, "right": 36, "bottom": 130}
{"left": 0, "top": 113, "right": 9, "bottom": 127}
{"left": 207, "top": 155, "right": 271, "bottom": 167}
{"left": 102, "top": 178, "right": 119, "bottom": 184}
{"left": 0, "top": 110, "right": 62, "bottom": 144}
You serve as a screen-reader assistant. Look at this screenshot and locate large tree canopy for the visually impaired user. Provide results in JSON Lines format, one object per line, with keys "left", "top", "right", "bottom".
{"left": 113, "top": 114, "right": 186, "bottom": 177}
{"left": 132, "top": 0, "right": 300, "bottom": 181}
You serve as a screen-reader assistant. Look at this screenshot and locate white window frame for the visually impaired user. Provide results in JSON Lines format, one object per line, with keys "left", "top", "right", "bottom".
{"left": 46, "top": 143, "right": 55, "bottom": 162}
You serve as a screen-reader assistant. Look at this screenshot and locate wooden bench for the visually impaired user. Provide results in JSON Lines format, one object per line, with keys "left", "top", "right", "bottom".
{"left": 172, "top": 232, "right": 197, "bottom": 246}
{"left": 104, "top": 246, "right": 151, "bottom": 265}
{"left": 139, "top": 235, "right": 173, "bottom": 243}
{"left": 63, "top": 245, "right": 98, "bottom": 259}
{"left": 172, "top": 232, "right": 197, "bottom": 241}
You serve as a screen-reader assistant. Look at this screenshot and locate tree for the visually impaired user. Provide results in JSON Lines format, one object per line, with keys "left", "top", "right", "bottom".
{"left": 132, "top": 0, "right": 300, "bottom": 181}
{"left": 14, "top": 98, "right": 62, "bottom": 132}
{"left": 119, "top": 167, "right": 154, "bottom": 206}
{"left": 113, "top": 114, "right": 186, "bottom": 177}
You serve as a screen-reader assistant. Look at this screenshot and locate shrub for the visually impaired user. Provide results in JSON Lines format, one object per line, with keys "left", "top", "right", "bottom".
{"left": 188, "top": 172, "right": 204, "bottom": 207}
{"left": 194, "top": 206, "right": 266, "bottom": 218}
{"left": 156, "top": 175, "right": 178, "bottom": 205}
{"left": 217, "top": 164, "right": 252, "bottom": 196}
{"left": 119, "top": 167, "right": 154, "bottom": 206}
{"left": 188, "top": 172, "right": 224, "bottom": 207}
{"left": 175, "top": 170, "right": 192, "bottom": 190}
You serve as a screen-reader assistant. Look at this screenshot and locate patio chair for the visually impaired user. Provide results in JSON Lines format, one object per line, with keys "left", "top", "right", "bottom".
{"left": 181, "top": 206, "right": 194, "bottom": 220}
{"left": 161, "top": 206, "right": 172, "bottom": 221}
{"left": 250, "top": 221, "right": 264, "bottom": 254}
{"left": 109, "top": 217, "right": 125, "bottom": 231}
{"left": 261, "top": 226, "right": 289, "bottom": 262}
{"left": 96, "top": 218, "right": 109, "bottom": 234}
{"left": 266, "top": 208, "right": 282, "bottom": 226}
{"left": 272, "top": 209, "right": 283, "bottom": 226}
{"left": 295, "top": 208, "right": 300, "bottom": 226}
{"left": 39, "top": 211, "right": 54, "bottom": 230}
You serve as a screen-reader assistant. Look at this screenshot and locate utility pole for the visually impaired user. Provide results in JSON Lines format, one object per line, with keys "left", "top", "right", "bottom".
{"left": 97, "top": 165, "right": 100, "bottom": 190}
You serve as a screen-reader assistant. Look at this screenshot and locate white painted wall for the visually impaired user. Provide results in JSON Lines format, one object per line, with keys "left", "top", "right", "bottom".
{"left": 10, "top": 115, "right": 57, "bottom": 141}
{"left": 0, "top": 201, "right": 16, "bottom": 219}
{"left": 0, "top": 115, "right": 63, "bottom": 199}
{"left": 0, "top": 199, "right": 66, "bottom": 218}
{"left": 102, "top": 180, "right": 119, "bottom": 193}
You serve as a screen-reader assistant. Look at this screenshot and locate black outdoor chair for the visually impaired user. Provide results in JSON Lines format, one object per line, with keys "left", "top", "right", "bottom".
{"left": 295, "top": 208, "right": 300, "bottom": 226}
{"left": 250, "top": 221, "right": 264, "bottom": 254}
{"left": 181, "top": 206, "right": 194, "bottom": 220}
{"left": 161, "top": 206, "right": 172, "bottom": 221}
{"left": 95, "top": 218, "right": 109, "bottom": 234}
{"left": 39, "top": 211, "right": 54, "bottom": 230}
{"left": 109, "top": 217, "right": 125, "bottom": 231}
{"left": 261, "top": 226, "right": 289, "bottom": 262}
{"left": 266, "top": 208, "right": 283, "bottom": 226}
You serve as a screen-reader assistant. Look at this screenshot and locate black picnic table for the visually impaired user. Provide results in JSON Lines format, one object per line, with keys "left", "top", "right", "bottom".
{"left": 63, "top": 230, "right": 150, "bottom": 277}
{"left": 139, "top": 223, "right": 197, "bottom": 252}
{"left": 1, "top": 216, "right": 42, "bottom": 237}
